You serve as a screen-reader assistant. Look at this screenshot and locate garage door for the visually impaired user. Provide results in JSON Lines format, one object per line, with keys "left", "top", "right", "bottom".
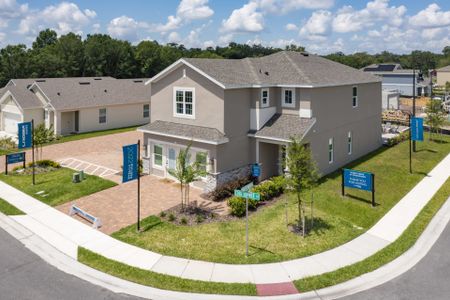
{"left": 2, "top": 112, "right": 21, "bottom": 134}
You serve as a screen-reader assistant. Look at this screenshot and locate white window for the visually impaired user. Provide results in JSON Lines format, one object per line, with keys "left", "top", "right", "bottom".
{"left": 352, "top": 86, "right": 358, "bottom": 108}
{"left": 143, "top": 104, "right": 150, "bottom": 118}
{"left": 261, "top": 89, "right": 269, "bottom": 107}
{"left": 195, "top": 151, "right": 208, "bottom": 173}
{"left": 282, "top": 88, "right": 296, "bottom": 108}
{"left": 153, "top": 144, "right": 163, "bottom": 168}
{"left": 328, "top": 138, "right": 334, "bottom": 164}
{"left": 99, "top": 108, "right": 107, "bottom": 124}
{"left": 347, "top": 131, "right": 352, "bottom": 155}
{"left": 173, "top": 87, "right": 195, "bottom": 118}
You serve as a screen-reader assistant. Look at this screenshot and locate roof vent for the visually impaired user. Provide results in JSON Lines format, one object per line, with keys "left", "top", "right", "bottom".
{"left": 79, "top": 82, "right": 90, "bottom": 85}
{"left": 301, "top": 52, "right": 309, "bottom": 57}
{"left": 94, "top": 78, "right": 102, "bottom": 80}
{"left": 26, "top": 84, "right": 31, "bottom": 89}
{"left": 133, "top": 80, "right": 143, "bottom": 83}
{"left": 104, "top": 89, "right": 107, "bottom": 93}
{"left": 36, "top": 79, "right": 46, "bottom": 82}
{"left": 264, "top": 71, "right": 269, "bottom": 76}
{"left": 57, "top": 92, "right": 61, "bottom": 96}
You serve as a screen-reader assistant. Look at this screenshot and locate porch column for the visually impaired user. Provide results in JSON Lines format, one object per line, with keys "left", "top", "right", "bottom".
{"left": 256, "top": 140, "right": 260, "bottom": 163}
{"left": 54, "top": 111, "right": 61, "bottom": 136}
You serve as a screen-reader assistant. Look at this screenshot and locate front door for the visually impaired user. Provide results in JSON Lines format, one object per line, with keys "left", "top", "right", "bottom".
{"left": 74, "top": 111, "right": 79, "bottom": 132}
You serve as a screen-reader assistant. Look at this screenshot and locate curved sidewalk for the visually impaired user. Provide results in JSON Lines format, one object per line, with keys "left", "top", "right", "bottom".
{"left": 0, "top": 153, "right": 449, "bottom": 285}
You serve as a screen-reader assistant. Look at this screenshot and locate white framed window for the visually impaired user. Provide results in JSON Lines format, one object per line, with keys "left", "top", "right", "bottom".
{"left": 282, "top": 88, "right": 296, "bottom": 108}
{"left": 328, "top": 138, "right": 334, "bottom": 164}
{"left": 173, "top": 87, "right": 195, "bottom": 118}
{"left": 261, "top": 89, "right": 269, "bottom": 108}
{"left": 99, "top": 108, "right": 107, "bottom": 124}
{"left": 143, "top": 104, "right": 150, "bottom": 118}
{"left": 195, "top": 151, "right": 208, "bottom": 174}
{"left": 352, "top": 86, "right": 358, "bottom": 108}
{"left": 347, "top": 131, "right": 352, "bottom": 155}
{"left": 153, "top": 144, "right": 163, "bottom": 168}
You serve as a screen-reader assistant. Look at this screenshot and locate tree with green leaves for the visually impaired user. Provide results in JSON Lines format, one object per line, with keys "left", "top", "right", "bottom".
{"left": 425, "top": 99, "right": 446, "bottom": 141}
{"left": 285, "top": 138, "right": 319, "bottom": 237}
{"left": 168, "top": 144, "right": 207, "bottom": 211}
{"left": 33, "top": 124, "right": 55, "bottom": 160}
{"left": 32, "top": 29, "right": 57, "bottom": 50}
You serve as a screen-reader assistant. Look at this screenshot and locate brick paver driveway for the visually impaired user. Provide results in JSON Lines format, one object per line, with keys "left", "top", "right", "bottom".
{"left": 57, "top": 176, "right": 227, "bottom": 234}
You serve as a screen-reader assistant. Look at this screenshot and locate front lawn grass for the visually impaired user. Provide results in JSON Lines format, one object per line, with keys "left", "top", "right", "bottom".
{"left": 0, "top": 168, "right": 117, "bottom": 207}
{"left": 295, "top": 177, "right": 450, "bottom": 292}
{"left": 0, "top": 197, "right": 24, "bottom": 215}
{"left": 78, "top": 247, "right": 257, "bottom": 296}
{"left": 113, "top": 134, "right": 450, "bottom": 264}
{"left": 48, "top": 125, "right": 141, "bottom": 145}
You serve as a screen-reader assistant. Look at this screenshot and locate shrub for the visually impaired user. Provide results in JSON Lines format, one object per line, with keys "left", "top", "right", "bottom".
{"left": 252, "top": 176, "right": 285, "bottom": 201}
{"left": 159, "top": 211, "right": 167, "bottom": 218}
{"left": 196, "top": 215, "right": 204, "bottom": 223}
{"left": 180, "top": 217, "right": 188, "bottom": 225}
{"left": 168, "top": 213, "right": 176, "bottom": 222}
{"left": 0, "top": 137, "right": 16, "bottom": 150}
{"left": 227, "top": 196, "right": 258, "bottom": 217}
{"left": 28, "top": 160, "right": 61, "bottom": 168}
{"left": 208, "top": 176, "right": 252, "bottom": 201}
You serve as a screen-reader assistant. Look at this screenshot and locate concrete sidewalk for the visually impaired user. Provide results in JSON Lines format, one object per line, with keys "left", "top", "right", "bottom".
{"left": 0, "top": 153, "right": 449, "bottom": 285}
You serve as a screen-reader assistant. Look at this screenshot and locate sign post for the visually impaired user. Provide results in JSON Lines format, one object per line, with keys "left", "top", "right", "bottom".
{"left": 18, "top": 120, "right": 34, "bottom": 185}
{"left": 342, "top": 168, "right": 375, "bottom": 207}
{"left": 5, "top": 152, "right": 26, "bottom": 175}
{"left": 234, "top": 184, "right": 260, "bottom": 256}
{"left": 122, "top": 141, "right": 141, "bottom": 231}
{"left": 409, "top": 116, "right": 424, "bottom": 174}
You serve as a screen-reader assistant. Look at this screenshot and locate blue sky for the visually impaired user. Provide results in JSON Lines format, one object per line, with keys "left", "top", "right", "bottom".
{"left": 0, "top": 0, "right": 449, "bottom": 54}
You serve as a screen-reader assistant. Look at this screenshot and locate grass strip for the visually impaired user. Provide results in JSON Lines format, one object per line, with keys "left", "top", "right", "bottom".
{"left": 295, "top": 177, "right": 450, "bottom": 292}
{"left": 0, "top": 197, "right": 24, "bottom": 215}
{"left": 48, "top": 125, "right": 141, "bottom": 145}
{"left": 78, "top": 247, "right": 257, "bottom": 296}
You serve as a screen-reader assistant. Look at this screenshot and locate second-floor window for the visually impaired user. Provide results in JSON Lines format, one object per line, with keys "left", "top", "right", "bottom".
{"left": 143, "top": 104, "right": 150, "bottom": 118}
{"left": 352, "top": 86, "right": 358, "bottom": 108}
{"left": 282, "top": 88, "right": 295, "bottom": 108}
{"left": 261, "top": 89, "right": 269, "bottom": 107}
{"left": 328, "top": 138, "right": 334, "bottom": 164}
{"left": 174, "top": 87, "right": 195, "bottom": 118}
{"left": 99, "top": 108, "right": 107, "bottom": 124}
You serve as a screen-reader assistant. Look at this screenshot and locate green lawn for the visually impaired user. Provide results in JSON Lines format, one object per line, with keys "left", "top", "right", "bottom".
{"left": 0, "top": 168, "right": 117, "bottom": 207}
{"left": 78, "top": 247, "right": 256, "bottom": 296}
{"left": 0, "top": 197, "right": 24, "bottom": 215}
{"left": 0, "top": 149, "right": 13, "bottom": 156}
{"left": 295, "top": 177, "right": 450, "bottom": 292}
{"left": 49, "top": 125, "right": 141, "bottom": 145}
{"left": 112, "top": 134, "right": 450, "bottom": 264}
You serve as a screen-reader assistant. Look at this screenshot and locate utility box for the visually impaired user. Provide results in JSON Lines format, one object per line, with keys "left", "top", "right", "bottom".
{"left": 72, "top": 173, "right": 81, "bottom": 183}
{"left": 79, "top": 170, "right": 85, "bottom": 180}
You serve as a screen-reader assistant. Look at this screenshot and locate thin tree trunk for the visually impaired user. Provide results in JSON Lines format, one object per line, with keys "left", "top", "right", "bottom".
{"left": 302, "top": 205, "right": 306, "bottom": 237}
{"left": 180, "top": 182, "right": 184, "bottom": 211}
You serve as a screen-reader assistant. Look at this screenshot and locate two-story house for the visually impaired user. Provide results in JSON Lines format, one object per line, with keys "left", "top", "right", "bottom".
{"left": 139, "top": 51, "right": 382, "bottom": 192}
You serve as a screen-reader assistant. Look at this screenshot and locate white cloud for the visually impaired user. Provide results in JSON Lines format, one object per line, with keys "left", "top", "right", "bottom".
{"left": 257, "top": 0, "right": 334, "bottom": 14}
{"left": 299, "top": 10, "right": 332, "bottom": 39}
{"left": 221, "top": 2, "right": 264, "bottom": 33}
{"left": 332, "top": 0, "right": 406, "bottom": 33}
{"left": 409, "top": 4, "right": 450, "bottom": 28}
{"left": 285, "top": 23, "right": 298, "bottom": 31}
{"left": 217, "top": 33, "right": 234, "bottom": 46}
{"left": 421, "top": 27, "right": 445, "bottom": 40}
{"left": 108, "top": 15, "right": 149, "bottom": 41}
{"left": 0, "top": 0, "right": 28, "bottom": 28}
{"left": 92, "top": 23, "right": 101, "bottom": 33}
{"left": 18, "top": 2, "right": 96, "bottom": 36}
{"left": 167, "top": 31, "right": 181, "bottom": 43}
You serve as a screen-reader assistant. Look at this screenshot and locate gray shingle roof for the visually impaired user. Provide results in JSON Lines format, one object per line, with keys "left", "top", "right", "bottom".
{"left": 253, "top": 114, "right": 315, "bottom": 141}
{"left": 437, "top": 65, "right": 450, "bottom": 72}
{"left": 183, "top": 51, "right": 380, "bottom": 88}
{"left": 1, "top": 77, "right": 150, "bottom": 111}
{"left": 138, "top": 120, "right": 228, "bottom": 145}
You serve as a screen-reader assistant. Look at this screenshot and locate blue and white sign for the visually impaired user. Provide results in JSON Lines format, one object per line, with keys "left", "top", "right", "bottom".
{"left": 252, "top": 163, "right": 261, "bottom": 177}
{"left": 18, "top": 122, "right": 32, "bottom": 149}
{"left": 6, "top": 152, "right": 25, "bottom": 164}
{"left": 343, "top": 169, "right": 373, "bottom": 192}
{"left": 410, "top": 117, "right": 424, "bottom": 141}
{"left": 234, "top": 189, "right": 261, "bottom": 201}
{"left": 122, "top": 144, "right": 138, "bottom": 183}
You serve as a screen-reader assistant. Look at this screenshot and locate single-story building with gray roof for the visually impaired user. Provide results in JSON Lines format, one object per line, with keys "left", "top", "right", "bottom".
{"left": 0, "top": 77, "right": 150, "bottom": 138}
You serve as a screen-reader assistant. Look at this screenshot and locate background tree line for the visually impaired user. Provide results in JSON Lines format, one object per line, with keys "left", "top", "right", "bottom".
{"left": 1, "top": 28, "right": 449, "bottom": 86}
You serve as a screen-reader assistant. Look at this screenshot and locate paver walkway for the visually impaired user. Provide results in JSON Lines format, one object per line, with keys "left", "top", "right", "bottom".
{"left": 0, "top": 153, "right": 449, "bottom": 285}
{"left": 56, "top": 175, "right": 227, "bottom": 234}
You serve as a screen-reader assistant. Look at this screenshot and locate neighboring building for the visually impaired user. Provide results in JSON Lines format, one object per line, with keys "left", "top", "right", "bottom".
{"left": 140, "top": 51, "right": 382, "bottom": 192}
{"left": 362, "top": 63, "right": 429, "bottom": 97}
{"left": 382, "top": 89, "right": 400, "bottom": 110}
{"left": 0, "top": 77, "right": 150, "bottom": 138}
{"left": 436, "top": 65, "right": 450, "bottom": 86}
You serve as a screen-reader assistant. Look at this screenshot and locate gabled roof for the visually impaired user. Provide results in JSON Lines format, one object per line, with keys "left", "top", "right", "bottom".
{"left": 251, "top": 114, "right": 316, "bottom": 142}
{"left": 148, "top": 51, "right": 380, "bottom": 89}
{"left": 1, "top": 77, "right": 150, "bottom": 111}
{"left": 437, "top": 65, "right": 450, "bottom": 72}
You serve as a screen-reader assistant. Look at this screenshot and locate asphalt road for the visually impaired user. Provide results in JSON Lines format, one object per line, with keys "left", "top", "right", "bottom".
{"left": 343, "top": 221, "right": 450, "bottom": 300}
{"left": 0, "top": 228, "right": 141, "bottom": 300}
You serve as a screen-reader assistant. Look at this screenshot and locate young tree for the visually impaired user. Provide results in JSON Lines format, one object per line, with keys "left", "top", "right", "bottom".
{"left": 285, "top": 138, "right": 319, "bottom": 237}
{"left": 168, "top": 144, "right": 206, "bottom": 211}
{"left": 33, "top": 124, "right": 55, "bottom": 160}
{"left": 425, "top": 99, "right": 446, "bottom": 141}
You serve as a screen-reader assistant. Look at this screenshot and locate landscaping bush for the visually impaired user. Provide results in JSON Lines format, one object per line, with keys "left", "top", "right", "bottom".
{"left": 386, "top": 132, "right": 409, "bottom": 147}
{"left": 28, "top": 160, "right": 61, "bottom": 168}
{"left": 208, "top": 176, "right": 252, "bottom": 201}
{"left": 0, "top": 137, "right": 16, "bottom": 151}
{"left": 227, "top": 196, "right": 257, "bottom": 217}
{"left": 252, "top": 176, "right": 285, "bottom": 201}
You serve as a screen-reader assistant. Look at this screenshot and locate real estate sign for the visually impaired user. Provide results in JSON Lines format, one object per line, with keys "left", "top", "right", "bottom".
{"left": 251, "top": 163, "right": 261, "bottom": 177}
{"left": 342, "top": 168, "right": 375, "bottom": 207}
{"left": 18, "top": 122, "right": 32, "bottom": 149}
{"left": 410, "top": 117, "right": 424, "bottom": 141}
{"left": 6, "top": 152, "right": 25, "bottom": 164}
{"left": 122, "top": 144, "right": 138, "bottom": 183}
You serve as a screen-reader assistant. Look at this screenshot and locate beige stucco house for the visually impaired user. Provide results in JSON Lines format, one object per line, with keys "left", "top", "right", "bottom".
{"left": 139, "top": 51, "right": 382, "bottom": 192}
{"left": 436, "top": 65, "right": 450, "bottom": 86}
{"left": 0, "top": 77, "right": 150, "bottom": 138}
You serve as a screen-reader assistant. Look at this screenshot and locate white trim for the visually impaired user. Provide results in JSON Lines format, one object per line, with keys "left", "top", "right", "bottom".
{"left": 281, "top": 88, "right": 296, "bottom": 108}
{"left": 173, "top": 87, "right": 195, "bottom": 119}
{"left": 260, "top": 88, "right": 269, "bottom": 108}
{"left": 0, "top": 91, "right": 25, "bottom": 113}
{"left": 138, "top": 128, "right": 229, "bottom": 145}
{"left": 256, "top": 140, "right": 260, "bottom": 163}
{"left": 152, "top": 143, "right": 164, "bottom": 170}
